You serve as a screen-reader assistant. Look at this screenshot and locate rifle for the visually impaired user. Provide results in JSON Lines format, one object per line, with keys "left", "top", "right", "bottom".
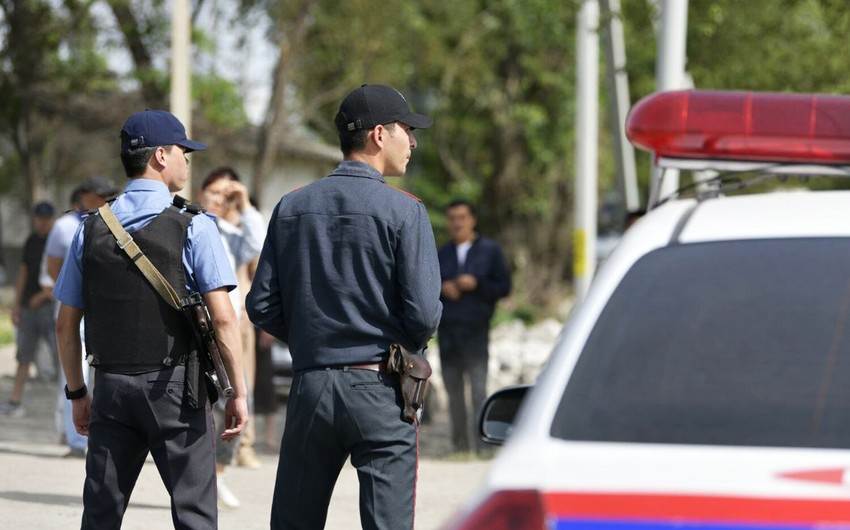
{"left": 181, "top": 292, "right": 234, "bottom": 398}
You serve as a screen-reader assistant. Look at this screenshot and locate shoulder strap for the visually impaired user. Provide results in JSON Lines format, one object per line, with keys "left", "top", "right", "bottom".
{"left": 97, "top": 204, "right": 182, "bottom": 310}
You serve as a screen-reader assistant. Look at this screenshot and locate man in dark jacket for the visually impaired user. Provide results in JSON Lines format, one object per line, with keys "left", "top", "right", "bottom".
{"left": 247, "top": 84, "right": 442, "bottom": 530}
{"left": 438, "top": 198, "right": 511, "bottom": 454}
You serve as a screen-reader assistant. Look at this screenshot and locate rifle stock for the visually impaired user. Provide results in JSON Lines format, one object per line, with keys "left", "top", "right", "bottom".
{"left": 182, "top": 293, "right": 234, "bottom": 398}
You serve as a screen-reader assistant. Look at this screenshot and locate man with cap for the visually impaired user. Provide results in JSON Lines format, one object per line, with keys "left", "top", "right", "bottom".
{"left": 0, "top": 201, "right": 56, "bottom": 417}
{"left": 247, "top": 84, "right": 442, "bottom": 529}
{"left": 41, "top": 176, "right": 119, "bottom": 458}
{"left": 54, "top": 109, "right": 248, "bottom": 528}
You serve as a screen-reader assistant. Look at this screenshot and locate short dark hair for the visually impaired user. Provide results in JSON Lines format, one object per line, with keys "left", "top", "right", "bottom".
{"left": 70, "top": 188, "right": 84, "bottom": 208}
{"left": 446, "top": 198, "right": 476, "bottom": 216}
{"left": 201, "top": 166, "right": 241, "bottom": 190}
{"left": 338, "top": 122, "right": 396, "bottom": 157}
{"left": 120, "top": 146, "right": 159, "bottom": 178}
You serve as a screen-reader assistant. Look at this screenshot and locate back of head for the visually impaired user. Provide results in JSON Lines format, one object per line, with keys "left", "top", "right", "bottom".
{"left": 201, "top": 166, "right": 241, "bottom": 190}
{"left": 32, "top": 201, "right": 55, "bottom": 219}
{"left": 77, "top": 175, "right": 119, "bottom": 198}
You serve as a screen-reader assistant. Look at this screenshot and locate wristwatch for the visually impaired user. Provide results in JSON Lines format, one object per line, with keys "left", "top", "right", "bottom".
{"left": 64, "top": 384, "right": 88, "bottom": 400}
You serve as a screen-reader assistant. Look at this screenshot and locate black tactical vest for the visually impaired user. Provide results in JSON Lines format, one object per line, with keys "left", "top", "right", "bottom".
{"left": 82, "top": 205, "right": 197, "bottom": 373}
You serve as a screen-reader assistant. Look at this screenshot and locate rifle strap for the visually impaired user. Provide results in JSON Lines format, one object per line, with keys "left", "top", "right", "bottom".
{"left": 97, "top": 204, "right": 182, "bottom": 311}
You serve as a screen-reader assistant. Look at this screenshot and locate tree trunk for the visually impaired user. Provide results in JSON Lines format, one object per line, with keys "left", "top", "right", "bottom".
{"left": 251, "top": 0, "right": 317, "bottom": 207}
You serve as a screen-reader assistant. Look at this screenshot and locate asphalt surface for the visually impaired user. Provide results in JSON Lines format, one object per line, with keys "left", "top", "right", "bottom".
{"left": 0, "top": 342, "right": 492, "bottom": 529}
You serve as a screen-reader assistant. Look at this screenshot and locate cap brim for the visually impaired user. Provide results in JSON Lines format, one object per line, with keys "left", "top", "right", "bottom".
{"left": 178, "top": 139, "right": 208, "bottom": 153}
{"left": 399, "top": 113, "right": 433, "bottom": 130}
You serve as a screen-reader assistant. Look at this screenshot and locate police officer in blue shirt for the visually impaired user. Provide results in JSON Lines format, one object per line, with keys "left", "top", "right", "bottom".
{"left": 247, "top": 84, "right": 442, "bottom": 530}
{"left": 54, "top": 110, "right": 248, "bottom": 529}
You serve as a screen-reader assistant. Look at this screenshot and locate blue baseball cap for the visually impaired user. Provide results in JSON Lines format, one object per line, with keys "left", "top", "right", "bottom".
{"left": 120, "top": 110, "right": 207, "bottom": 154}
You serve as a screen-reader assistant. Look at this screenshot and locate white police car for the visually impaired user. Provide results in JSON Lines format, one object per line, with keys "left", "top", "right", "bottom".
{"left": 445, "top": 90, "right": 850, "bottom": 529}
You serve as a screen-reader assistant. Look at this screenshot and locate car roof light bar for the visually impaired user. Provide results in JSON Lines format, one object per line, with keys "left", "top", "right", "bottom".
{"left": 627, "top": 90, "right": 850, "bottom": 166}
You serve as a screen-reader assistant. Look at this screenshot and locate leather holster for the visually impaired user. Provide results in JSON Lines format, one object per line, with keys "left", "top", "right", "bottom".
{"left": 388, "top": 343, "right": 432, "bottom": 424}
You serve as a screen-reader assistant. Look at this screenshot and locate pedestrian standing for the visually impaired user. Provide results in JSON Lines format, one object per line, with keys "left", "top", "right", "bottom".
{"left": 247, "top": 84, "right": 442, "bottom": 530}
{"left": 42, "top": 176, "right": 119, "bottom": 458}
{"left": 437, "top": 198, "right": 511, "bottom": 454}
{"left": 199, "top": 166, "right": 266, "bottom": 508}
{"left": 0, "top": 202, "right": 57, "bottom": 417}
{"left": 54, "top": 109, "right": 248, "bottom": 529}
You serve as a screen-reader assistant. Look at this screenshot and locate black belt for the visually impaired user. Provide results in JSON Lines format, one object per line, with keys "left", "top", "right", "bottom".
{"left": 329, "top": 361, "right": 389, "bottom": 373}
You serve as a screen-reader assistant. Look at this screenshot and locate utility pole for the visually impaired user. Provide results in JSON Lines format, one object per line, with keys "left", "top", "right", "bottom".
{"left": 651, "top": 0, "right": 689, "bottom": 203}
{"left": 170, "top": 0, "right": 192, "bottom": 194}
{"left": 574, "top": 0, "right": 599, "bottom": 301}
{"left": 600, "top": 0, "right": 640, "bottom": 215}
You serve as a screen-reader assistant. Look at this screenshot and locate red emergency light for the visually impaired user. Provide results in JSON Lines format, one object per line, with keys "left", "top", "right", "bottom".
{"left": 626, "top": 90, "right": 850, "bottom": 165}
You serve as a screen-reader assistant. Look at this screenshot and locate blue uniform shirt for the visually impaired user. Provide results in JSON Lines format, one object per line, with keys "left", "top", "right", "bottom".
{"left": 54, "top": 178, "right": 237, "bottom": 309}
{"left": 247, "top": 160, "right": 442, "bottom": 371}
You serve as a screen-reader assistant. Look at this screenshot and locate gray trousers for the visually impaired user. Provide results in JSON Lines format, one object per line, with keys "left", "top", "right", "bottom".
{"left": 82, "top": 365, "right": 217, "bottom": 530}
{"left": 438, "top": 322, "right": 490, "bottom": 453}
{"left": 271, "top": 367, "right": 418, "bottom": 530}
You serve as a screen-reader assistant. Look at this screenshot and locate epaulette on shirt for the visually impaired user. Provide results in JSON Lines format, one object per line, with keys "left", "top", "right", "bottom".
{"left": 391, "top": 187, "right": 423, "bottom": 202}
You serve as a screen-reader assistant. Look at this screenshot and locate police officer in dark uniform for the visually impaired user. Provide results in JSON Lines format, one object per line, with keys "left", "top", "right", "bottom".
{"left": 247, "top": 84, "right": 442, "bottom": 530}
{"left": 54, "top": 110, "right": 248, "bottom": 529}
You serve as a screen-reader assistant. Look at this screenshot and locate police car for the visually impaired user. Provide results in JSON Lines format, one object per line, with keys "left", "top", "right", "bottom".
{"left": 444, "top": 90, "right": 850, "bottom": 529}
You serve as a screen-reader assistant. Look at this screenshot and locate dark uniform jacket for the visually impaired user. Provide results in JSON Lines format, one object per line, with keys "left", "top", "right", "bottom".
{"left": 247, "top": 160, "right": 442, "bottom": 371}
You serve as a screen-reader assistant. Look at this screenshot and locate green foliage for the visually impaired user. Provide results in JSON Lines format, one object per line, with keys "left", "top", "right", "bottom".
{"left": 0, "top": 0, "right": 119, "bottom": 204}
{"left": 7, "top": 0, "right": 850, "bottom": 307}
{"left": 687, "top": 0, "right": 850, "bottom": 93}
{"left": 492, "top": 305, "right": 537, "bottom": 327}
{"left": 0, "top": 311, "right": 12, "bottom": 346}
{"left": 0, "top": 154, "right": 20, "bottom": 195}
{"left": 193, "top": 74, "right": 250, "bottom": 128}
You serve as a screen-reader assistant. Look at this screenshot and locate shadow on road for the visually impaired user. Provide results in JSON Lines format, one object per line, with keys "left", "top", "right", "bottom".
{"left": 0, "top": 490, "right": 168, "bottom": 510}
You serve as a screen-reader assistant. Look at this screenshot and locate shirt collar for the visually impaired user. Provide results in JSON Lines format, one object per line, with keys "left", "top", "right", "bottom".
{"left": 124, "top": 177, "right": 171, "bottom": 195}
{"left": 329, "top": 160, "right": 385, "bottom": 183}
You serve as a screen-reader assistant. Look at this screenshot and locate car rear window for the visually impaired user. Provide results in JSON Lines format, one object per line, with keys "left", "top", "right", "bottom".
{"left": 552, "top": 238, "right": 850, "bottom": 448}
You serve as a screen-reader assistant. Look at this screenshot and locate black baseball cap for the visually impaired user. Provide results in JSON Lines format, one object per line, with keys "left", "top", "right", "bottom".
{"left": 334, "top": 84, "right": 432, "bottom": 134}
{"left": 32, "top": 201, "right": 55, "bottom": 218}
{"left": 120, "top": 109, "right": 207, "bottom": 154}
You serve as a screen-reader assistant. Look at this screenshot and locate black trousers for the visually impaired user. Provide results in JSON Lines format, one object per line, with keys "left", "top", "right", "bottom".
{"left": 271, "top": 367, "right": 418, "bottom": 530}
{"left": 82, "top": 365, "right": 216, "bottom": 530}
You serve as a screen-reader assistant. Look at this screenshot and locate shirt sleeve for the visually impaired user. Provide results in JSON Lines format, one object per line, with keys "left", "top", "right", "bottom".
{"left": 234, "top": 206, "right": 266, "bottom": 267}
{"left": 52, "top": 222, "right": 86, "bottom": 309}
{"left": 396, "top": 202, "right": 443, "bottom": 351}
{"left": 246, "top": 204, "right": 288, "bottom": 342}
{"left": 44, "top": 216, "right": 75, "bottom": 259}
{"left": 185, "top": 213, "right": 238, "bottom": 294}
{"left": 475, "top": 241, "right": 512, "bottom": 303}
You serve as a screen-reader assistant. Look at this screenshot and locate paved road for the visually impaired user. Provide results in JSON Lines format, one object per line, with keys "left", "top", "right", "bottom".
{"left": 0, "top": 343, "right": 492, "bottom": 529}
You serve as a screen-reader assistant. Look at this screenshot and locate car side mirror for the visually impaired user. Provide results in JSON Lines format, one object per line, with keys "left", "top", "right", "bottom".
{"left": 478, "top": 385, "right": 531, "bottom": 445}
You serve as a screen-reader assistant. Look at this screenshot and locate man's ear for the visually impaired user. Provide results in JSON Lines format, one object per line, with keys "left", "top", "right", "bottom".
{"left": 371, "top": 124, "right": 386, "bottom": 148}
{"left": 151, "top": 146, "right": 168, "bottom": 168}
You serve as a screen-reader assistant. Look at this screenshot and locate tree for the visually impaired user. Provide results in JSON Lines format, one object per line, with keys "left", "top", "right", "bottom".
{"left": 0, "top": 0, "right": 116, "bottom": 206}
{"left": 251, "top": 0, "right": 582, "bottom": 307}
{"left": 104, "top": 0, "right": 169, "bottom": 106}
